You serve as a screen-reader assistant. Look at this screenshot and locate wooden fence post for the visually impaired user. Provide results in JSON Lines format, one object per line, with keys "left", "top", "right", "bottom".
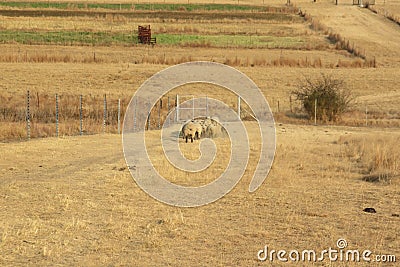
{"left": 80, "top": 95, "right": 83, "bottom": 136}
{"left": 36, "top": 92, "right": 40, "bottom": 109}
{"left": 314, "top": 98, "right": 317, "bottom": 125}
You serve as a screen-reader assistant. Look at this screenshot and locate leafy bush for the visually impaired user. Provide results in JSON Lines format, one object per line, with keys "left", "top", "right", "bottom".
{"left": 292, "top": 74, "right": 352, "bottom": 122}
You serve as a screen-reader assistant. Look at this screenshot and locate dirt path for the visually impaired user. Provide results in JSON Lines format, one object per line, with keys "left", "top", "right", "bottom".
{"left": 0, "top": 135, "right": 125, "bottom": 182}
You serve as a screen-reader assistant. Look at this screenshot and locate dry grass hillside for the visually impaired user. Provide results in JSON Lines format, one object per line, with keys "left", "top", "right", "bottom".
{"left": 0, "top": 0, "right": 399, "bottom": 266}
{"left": 297, "top": 0, "right": 400, "bottom": 67}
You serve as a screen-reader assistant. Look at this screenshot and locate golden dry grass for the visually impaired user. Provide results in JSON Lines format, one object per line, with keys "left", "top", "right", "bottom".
{"left": 297, "top": 0, "right": 400, "bottom": 67}
{"left": 146, "top": 129, "right": 233, "bottom": 187}
{"left": 374, "top": 0, "right": 400, "bottom": 18}
{"left": 0, "top": 1, "right": 400, "bottom": 265}
{"left": 0, "top": 0, "right": 303, "bottom": 5}
{"left": 0, "top": 44, "right": 358, "bottom": 67}
{"left": 0, "top": 124, "right": 399, "bottom": 266}
{"left": 0, "top": 1, "right": 375, "bottom": 66}
{"left": 0, "top": 12, "right": 307, "bottom": 34}
{"left": 1, "top": 63, "right": 399, "bottom": 107}
{"left": 338, "top": 133, "right": 400, "bottom": 183}
{"left": 1, "top": 62, "right": 399, "bottom": 141}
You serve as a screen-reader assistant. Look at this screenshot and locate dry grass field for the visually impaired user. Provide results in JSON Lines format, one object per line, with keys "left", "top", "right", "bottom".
{"left": 1, "top": 124, "right": 399, "bottom": 266}
{"left": 0, "top": 0, "right": 399, "bottom": 266}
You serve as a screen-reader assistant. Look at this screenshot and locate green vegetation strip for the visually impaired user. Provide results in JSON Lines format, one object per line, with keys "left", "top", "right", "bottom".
{"left": 0, "top": 30, "right": 136, "bottom": 46}
{"left": 157, "top": 34, "right": 304, "bottom": 48}
{"left": 0, "top": 30, "right": 305, "bottom": 48}
{"left": 0, "top": 2, "right": 266, "bottom": 12}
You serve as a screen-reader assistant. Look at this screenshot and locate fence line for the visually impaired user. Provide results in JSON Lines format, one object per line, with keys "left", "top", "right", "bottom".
{"left": 314, "top": 98, "right": 317, "bottom": 126}
{"left": 175, "top": 94, "right": 210, "bottom": 122}
{"left": 11, "top": 91, "right": 397, "bottom": 142}
{"left": 19, "top": 92, "right": 129, "bottom": 140}
{"left": 103, "top": 94, "right": 107, "bottom": 134}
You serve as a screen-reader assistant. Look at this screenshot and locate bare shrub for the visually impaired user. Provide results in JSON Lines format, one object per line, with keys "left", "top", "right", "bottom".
{"left": 292, "top": 74, "right": 352, "bottom": 122}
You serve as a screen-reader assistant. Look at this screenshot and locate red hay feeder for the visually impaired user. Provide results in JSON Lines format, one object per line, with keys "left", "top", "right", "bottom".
{"left": 138, "top": 25, "right": 156, "bottom": 45}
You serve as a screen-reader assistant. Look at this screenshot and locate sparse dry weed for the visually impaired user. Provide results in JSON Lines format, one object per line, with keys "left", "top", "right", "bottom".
{"left": 338, "top": 134, "right": 400, "bottom": 184}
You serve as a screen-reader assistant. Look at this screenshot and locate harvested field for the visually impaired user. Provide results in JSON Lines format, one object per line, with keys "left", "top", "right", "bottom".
{"left": 1, "top": 124, "right": 399, "bottom": 266}
{"left": 0, "top": 0, "right": 399, "bottom": 266}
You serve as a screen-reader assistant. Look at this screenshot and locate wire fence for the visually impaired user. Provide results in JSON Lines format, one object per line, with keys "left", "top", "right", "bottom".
{"left": 0, "top": 91, "right": 183, "bottom": 141}
{"left": 0, "top": 90, "right": 398, "bottom": 142}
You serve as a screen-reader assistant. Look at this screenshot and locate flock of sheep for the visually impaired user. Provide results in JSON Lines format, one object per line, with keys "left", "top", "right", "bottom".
{"left": 181, "top": 117, "right": 224, "bottom": 143}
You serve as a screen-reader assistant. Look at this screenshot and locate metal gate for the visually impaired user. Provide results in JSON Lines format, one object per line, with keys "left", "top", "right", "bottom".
{"left": 175, "top": 95, "right": 209, "bottom": 122}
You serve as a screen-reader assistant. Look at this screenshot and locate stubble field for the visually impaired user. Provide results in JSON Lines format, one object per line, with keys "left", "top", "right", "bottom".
{"left": 0, "top": 0, "right": 399, "bottom": 266}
